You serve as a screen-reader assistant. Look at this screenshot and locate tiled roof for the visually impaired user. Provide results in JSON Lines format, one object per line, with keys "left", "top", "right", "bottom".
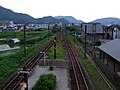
{"left": 98, "top": 39, "right": 120, "bottom": 62}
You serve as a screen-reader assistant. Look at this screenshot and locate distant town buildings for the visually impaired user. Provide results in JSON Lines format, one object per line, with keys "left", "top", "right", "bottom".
{"left": 0, "top": 21, "right": 14, "bottom": 27}
{"left": 0, "top": 21, "right": 14, "bottom": 32}
{"left": 0, "top": 20, "right": 65, "bottom": 32}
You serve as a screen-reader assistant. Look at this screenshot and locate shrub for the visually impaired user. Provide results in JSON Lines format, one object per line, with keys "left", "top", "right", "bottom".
{"left": 32, "top": 73, "right": 56, "bottom": 90}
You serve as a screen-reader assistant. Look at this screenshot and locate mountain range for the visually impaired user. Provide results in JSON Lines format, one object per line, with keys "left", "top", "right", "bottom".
{"left": 54, "top": 16, "right": 83, "bottom": 24}
{"left": 1, "top": 6, "right": 120, "bottom": 25}
{"left": 92, "top": 17, "right": 120, "bottom": 25}
{"left": 0, "top": 6, "right": 69, "bottom": 24}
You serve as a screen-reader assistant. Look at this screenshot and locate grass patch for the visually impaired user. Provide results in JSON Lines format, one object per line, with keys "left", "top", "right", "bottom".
{"left": 82, "top": 59, "right": 110, "bottom": 90}
{"left": 46, "top": 39, "right": 65, "bottom": 60}
{"left": 0, "top": 30, "right": 54, "bottom": 85}
{"left": 0, "top": 49, "right": 19, "bottom": 58}
{"left": 0, "top": 37, "right": 51, "bottom": 85}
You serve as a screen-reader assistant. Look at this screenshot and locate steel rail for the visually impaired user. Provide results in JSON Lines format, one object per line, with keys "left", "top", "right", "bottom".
{"left": 69, "top": 43, "right": 89, "bottom": 90}
{"left": 63, "top": 34, "right": 90, "bottom": 90}
{"left": 3, "top": 74, "right": 23, "bottom": 90}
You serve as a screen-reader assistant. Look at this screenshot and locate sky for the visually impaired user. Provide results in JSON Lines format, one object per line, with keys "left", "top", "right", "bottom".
{"left": 0, "top": 0, "right": 120, "bottom": 22}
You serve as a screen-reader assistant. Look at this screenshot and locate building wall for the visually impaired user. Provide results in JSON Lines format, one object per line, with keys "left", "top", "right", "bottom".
{"left": 86, "top": 34, "right": 104, "bottom": 43}
{"left": 81, "top": 23, "right": 104, "bottom": 34}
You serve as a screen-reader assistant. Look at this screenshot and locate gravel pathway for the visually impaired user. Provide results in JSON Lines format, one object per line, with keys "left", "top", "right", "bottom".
{"left": 28, "top": 65, "right": 70, "bottom": 90}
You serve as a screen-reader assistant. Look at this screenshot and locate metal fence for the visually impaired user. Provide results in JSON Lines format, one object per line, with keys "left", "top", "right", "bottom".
{"left": 94, "top": 58, "right": 120, "bottom": 90}
{"left": 38, "top": 59, "right": 68, "bottom": 67}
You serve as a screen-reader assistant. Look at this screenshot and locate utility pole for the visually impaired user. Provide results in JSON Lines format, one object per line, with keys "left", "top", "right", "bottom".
{"left": 24, "top": 25, "right": 26, "bottom": 57}
{"left": 93, "top": 23, "right": 96, "bottom": 59}
{"left": 84, "top": 25, "right": 87, "bottom": 58}
{"left": 54, "top": 37, "right": 56, "bottom": 60}
{"left": 93, "top": 24, "right": 96, "bottom": 49}
{"left": 23, "top": 22, "right": 29, "bottom": 57}
{"left": 48, "top": 24, "right": 50, "bottom": 40}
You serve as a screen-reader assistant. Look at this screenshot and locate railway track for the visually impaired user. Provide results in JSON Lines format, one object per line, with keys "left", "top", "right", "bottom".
{"left": 0, "top": 32, "right": 62, "bottom": 90}
{"left": 62, "top": 32, "right": 93, "bottom": 90}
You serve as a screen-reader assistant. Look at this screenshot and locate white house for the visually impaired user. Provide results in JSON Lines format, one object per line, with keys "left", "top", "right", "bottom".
{"left": 9, "top": 38, "right": 20, "bottom": 43}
